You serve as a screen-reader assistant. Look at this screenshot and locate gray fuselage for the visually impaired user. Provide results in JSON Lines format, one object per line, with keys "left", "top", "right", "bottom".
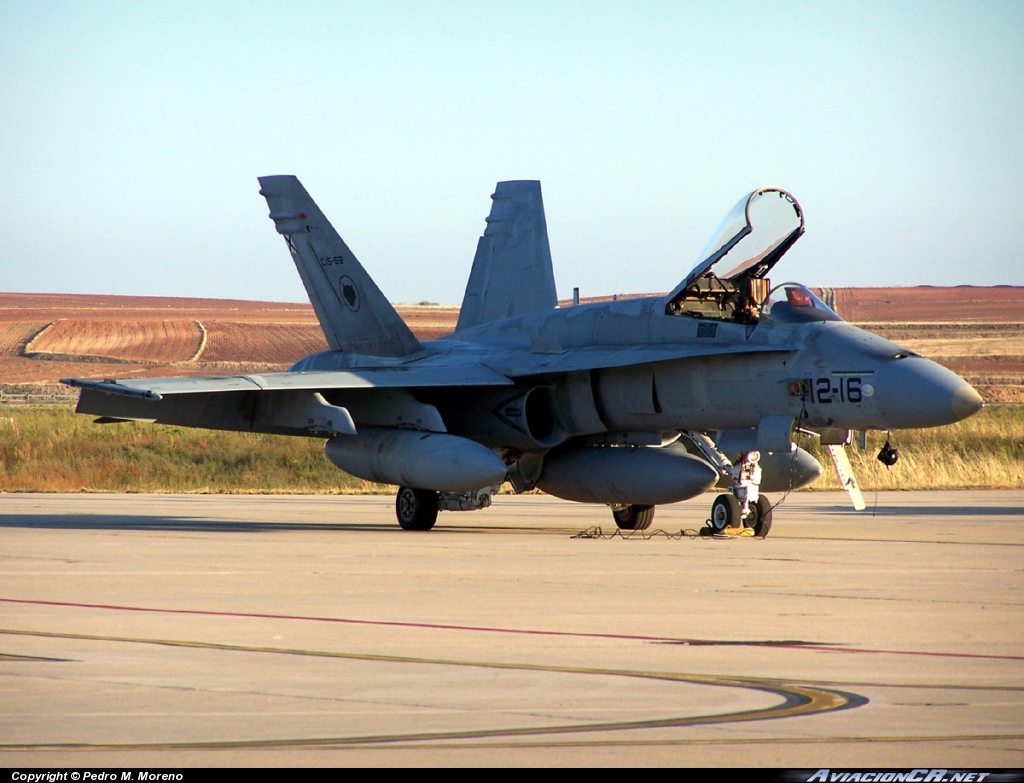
{"left": 294, "top": 293, "right": 981, "bottom": 446}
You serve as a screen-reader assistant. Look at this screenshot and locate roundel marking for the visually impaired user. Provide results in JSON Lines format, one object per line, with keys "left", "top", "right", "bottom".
{"left": 339, "top": 275, "right": 361, "bottom": 312}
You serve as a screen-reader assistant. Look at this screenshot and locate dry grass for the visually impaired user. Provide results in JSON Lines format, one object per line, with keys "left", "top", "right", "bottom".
{"left": 799, "top": 405, "right": 1024, "bottom": 490}
{"left": 1, "top": 405, "right": 1020, "bottom": 494}
{"left": 0, "top": 409, "right": 387, "bottom": 494}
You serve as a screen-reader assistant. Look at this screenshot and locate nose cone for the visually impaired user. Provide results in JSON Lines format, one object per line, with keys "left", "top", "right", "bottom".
{"left": 951, "top": 383, "right": 985, "bottom": 421}
{"left": 875, "top": 357, "right": 984, "bottom": 429}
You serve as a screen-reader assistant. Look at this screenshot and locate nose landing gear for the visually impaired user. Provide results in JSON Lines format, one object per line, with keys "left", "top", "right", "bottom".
{"left": 708, "top": 451, "right": 773, "bottom": 537}
{"left": 710, "top": 494, "right": 741, "bottom": 531}
{"left": 681, "top": 433, "right": 774, "bottom": 538}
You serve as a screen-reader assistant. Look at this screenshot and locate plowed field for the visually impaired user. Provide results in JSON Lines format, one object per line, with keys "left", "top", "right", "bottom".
{"left": 0, "top": 322, "right": 48, "bottom": 356}
{"left": 829, "top": 286, "right": 1022, "bottom": 322}
{"left": 0, "top": 293, "right": 316, "bottom": 323}
{"left": 200, "top": 322, "right": 329, "bottom": 364}
{"left": 27, "top": 319, "right": 202, "bottom": 363}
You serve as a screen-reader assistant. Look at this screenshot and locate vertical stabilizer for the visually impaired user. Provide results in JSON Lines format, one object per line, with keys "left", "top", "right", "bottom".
{"left": 258, "top": 175, "right": 421, "bottom": 357}
{"left": 456, "top": 180, "right": 557, "bottom": 331}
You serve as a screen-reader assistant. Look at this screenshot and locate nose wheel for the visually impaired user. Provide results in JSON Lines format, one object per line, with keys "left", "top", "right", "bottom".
{"left": 710, "top": 494, "right": 741, "bottom": 531}
{"left": 751, "top": 495, "right": 772, "bottom": 537}
{"left": 709, "top": 493, "right": 772, "bottom": 536}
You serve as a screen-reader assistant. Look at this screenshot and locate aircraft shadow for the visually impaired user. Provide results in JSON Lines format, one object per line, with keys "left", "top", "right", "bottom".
{"left": 0, "top": 514, "right": 555, "bottom": 534}
{"left": 0, "top": 514, "right": 397, "bottom": 533}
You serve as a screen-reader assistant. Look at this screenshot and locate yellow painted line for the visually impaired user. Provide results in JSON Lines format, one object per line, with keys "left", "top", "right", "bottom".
{"left": 5, "top": 732, "right": 1022, "bottom": 754}
{"left": 0, "top": 626, "right": 855, "bottom": 751}
{"left": 318, "top": 732, "right": 1024, "bottom": 751}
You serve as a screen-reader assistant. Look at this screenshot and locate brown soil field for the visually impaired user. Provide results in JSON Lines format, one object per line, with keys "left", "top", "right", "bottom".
{"left": 0, "top": 322, "right": 48, "bottom": 356}
{"left": 0, "top": 290, "right": 1020, "bottom": 402}
{"left": 199, "top": 322, "right": 329, "bottom": 364}
{"left": 27, "top": 319, "right": 202, "bottom": 363}
{"left": 829, "top": 285, "right": 1023, "bottom": 322}
{"left": 0, "top": 293, "right": 316, "bottom": 323}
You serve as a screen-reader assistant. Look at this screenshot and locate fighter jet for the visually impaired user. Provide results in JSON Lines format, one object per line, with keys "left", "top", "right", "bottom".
{"left": 64, "top": 177, "right": 984, "bottom": 534}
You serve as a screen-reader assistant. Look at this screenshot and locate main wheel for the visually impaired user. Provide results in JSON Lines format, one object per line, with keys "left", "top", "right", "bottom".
{"left": 710, "top": 494, "right": 741, "bottom": 531}
{"left": 752, "top": 495, "right": 773, "bottom": 537}
{"left": 395, "top": 486, "right": 439, "bottom": 531}
{"left": 612, "top": 504, "right": 655, "bottom": 531}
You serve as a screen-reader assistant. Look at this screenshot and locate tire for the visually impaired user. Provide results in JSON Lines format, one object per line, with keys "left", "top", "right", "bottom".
{"left": 710, "top": 494, "right": 741, "bottom": 531}
{"left": 752, "top": 495, "right": 773, "bottom": 537}
{"left": 395, "top": 486, "right": 439, "bottom": 531}
{"left": 612, "top": 504, "right": 655, "bottom": 531}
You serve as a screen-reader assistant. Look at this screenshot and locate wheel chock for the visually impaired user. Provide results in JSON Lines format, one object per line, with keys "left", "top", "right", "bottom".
{"left": 701, "top": 525, "right": 756, "bottom": 537}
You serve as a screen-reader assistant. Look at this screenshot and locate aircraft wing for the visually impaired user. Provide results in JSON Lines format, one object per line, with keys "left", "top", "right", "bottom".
{"left": 483, "top": 342, "right": 792, "bottom": 377}
{"left": 64, "top": 363, "right": 516, "bottom": 438}
{"left": 63, "top": 364, "right": 515, "bottom": 400}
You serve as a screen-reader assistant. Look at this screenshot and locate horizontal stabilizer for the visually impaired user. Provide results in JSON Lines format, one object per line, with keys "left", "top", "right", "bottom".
{"left": 258, "top": 175, "right": 421, "bottom": 357}
{"left": 457, "top": 181, "right": 557, "bottom": 331}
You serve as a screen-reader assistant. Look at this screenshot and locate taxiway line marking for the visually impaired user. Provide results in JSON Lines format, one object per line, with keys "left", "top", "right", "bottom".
{"left": 3, "top": 596, "right": 1022, "bottom": 661}
{"left": 6, "top": 731, "right": 1024, "bottom": 753}
{"left": 365, "top": 732, "right": 1024, "bottom": 750}
{"left": 0, "top": 626, "right": 853, "bottom": 749}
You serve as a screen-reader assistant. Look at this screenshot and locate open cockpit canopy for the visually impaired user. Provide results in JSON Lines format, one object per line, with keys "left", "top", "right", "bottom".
{"left": 665, "top": 188, "right": 805, "bottom": 323}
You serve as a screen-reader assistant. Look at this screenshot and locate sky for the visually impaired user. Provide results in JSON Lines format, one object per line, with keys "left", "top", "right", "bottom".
{"left": 2, "top": 1, "right": 1022, "bottom": 305}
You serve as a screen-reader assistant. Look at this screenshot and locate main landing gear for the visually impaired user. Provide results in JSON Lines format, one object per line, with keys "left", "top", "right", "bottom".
{"left": 611, "top": 504, "right": 655, "bottom": 531}
{"left": 396, "top": 486, "right": 439, "bottom": 531}
{"left": 395, "top": 484, "right": 498, "bottom": 530}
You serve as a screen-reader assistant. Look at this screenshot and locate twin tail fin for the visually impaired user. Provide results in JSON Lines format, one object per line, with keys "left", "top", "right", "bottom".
{"left": 456, "top": 180, "right": 557, "bottom": 331}
{"left": 258, "top": 175, "right": 421, "bottom": 358}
